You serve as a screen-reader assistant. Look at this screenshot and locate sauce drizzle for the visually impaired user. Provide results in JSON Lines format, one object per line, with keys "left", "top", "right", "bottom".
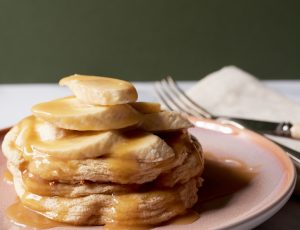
{"left": 3, "top": 170, "right": 13, "bottom": 184}
{"left": 6, "top": 200, "right": 65, "bottom": 229}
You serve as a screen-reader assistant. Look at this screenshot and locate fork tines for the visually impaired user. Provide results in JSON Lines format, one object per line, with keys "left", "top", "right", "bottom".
{"left": 155, "top": 76, "right": 212, "bottom": 118}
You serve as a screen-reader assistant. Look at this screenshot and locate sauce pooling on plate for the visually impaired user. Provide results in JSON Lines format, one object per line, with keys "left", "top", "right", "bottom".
{"left": 195, "top": 153, "right": 256, "bottom": 213}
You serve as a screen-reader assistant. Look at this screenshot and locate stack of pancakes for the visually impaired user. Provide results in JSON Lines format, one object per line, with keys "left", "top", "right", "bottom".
{"left": 2, "top": 75, "right": 204, "bottom": 226}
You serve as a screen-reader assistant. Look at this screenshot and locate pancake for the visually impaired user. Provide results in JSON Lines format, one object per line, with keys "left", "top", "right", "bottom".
{"left": 8, "top": 163, "right": 138, "bottom": 198}
{"left": 156, "top": 137, "right": 204, "bottom": 187}
{"left": 9, "top": 161, "right": 200, "bottom": 226}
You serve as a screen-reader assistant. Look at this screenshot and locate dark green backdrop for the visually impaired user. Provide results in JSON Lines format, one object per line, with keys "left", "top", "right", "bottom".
{"left": 0, "top": 0, "right": 299, "bottom": 83}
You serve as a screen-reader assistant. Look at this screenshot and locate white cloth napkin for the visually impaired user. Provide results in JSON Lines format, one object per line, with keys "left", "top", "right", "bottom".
{"left": 187, "top": 66, "right": 300, "bottom": 192}
{"left": 187, "top": 66, "right": 300, "bottom": 122}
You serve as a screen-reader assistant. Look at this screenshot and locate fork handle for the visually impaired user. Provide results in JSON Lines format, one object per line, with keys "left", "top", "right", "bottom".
{"left": 291, "top": 123, "right": 300, "bottom": 139}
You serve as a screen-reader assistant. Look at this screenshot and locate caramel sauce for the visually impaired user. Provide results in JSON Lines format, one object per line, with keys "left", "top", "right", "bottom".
{"left": 3, "top": 170, "right": 13, "bottom": 184}
{"left": 109, "top": 187, "right": 187, "bottom": 228}
{"left": 194, "top": 153, "right": 256, "bottom": 213}
{"left": 167, "top": 210, "right": 200, "bottom": 225}
{"left": 105, "top": 223, "right": 150, "bottom": 230}
{"left": 26, "top": 155, "right": 141, "bottom": 183}
{"left": 105, "top": 208, "right": 199, "bottom": 229}
{"left": 6, "top": 200, "right": 64, "bottom": 229}
{"left": 22, "top": 170, "right": 54, "bottom": 196}
{"left": 32, "top": 96, "right": 100, "bottom": 115}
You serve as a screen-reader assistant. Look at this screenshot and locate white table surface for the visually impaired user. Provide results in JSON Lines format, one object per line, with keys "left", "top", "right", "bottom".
{"left": 0, "top": 80, "right": 300, "bottom": 229}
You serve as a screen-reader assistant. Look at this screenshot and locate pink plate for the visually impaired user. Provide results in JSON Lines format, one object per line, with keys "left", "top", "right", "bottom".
{"left": 0, "top": 118, "right": 296, "bottom": 230}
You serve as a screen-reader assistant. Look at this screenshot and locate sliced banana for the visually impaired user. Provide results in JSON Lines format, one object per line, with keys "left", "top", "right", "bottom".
{"left": 11, "top": 116, "right": 174, "bottom": 162}
{"left": 140, "top": 111, "right": 193, "bottom": 131}
{"left": 108, "top": 131, "right": 174, "bottom": 162}
{"left": 59, "top": 75, "right": 138, "bottom": 105}
{"left": 35, "top": 119, "right": 69, "bottom": 141}
{"left": 32, "top": 131, "right": 122, "bottom": 160}
{"left": 130, "top": 102, "right": 161, "bottom": 114}
{"left": 32, "top": 96, "right": 141, "bottom": 131}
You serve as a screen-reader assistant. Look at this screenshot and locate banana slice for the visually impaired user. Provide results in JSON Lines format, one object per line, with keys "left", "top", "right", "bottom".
{"left": 32, "top": 131, "right": 122, "bottom": 160}
{"left": 34, "top": 130, "right": 174, "bottom": 162}
{"left": 108, "top": 131, "right": 174, "bottom": 162}
{"left": 59, "top": 75, "right": 138, "bottom": 105}
{"left": 130, "top": 102, "right": 161, "bottom": 114}
{"left": 9, "top": 116, "right": 174, "bottom": 161}
{"left": 140, "top": 111, "right": 193, "bottom": 131}
{"left": 32, "top": 96, "right": 141, "bottom": 131}
{"left": 35, "top": 119, "right": 69, "bottom": 141}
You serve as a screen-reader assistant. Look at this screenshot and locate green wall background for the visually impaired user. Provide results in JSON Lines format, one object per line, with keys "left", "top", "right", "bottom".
{"left": 0, "top": 0, "right": 299, "bottom": 83}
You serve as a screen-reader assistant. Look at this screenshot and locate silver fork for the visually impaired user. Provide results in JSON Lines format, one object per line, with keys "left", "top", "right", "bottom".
{"left": 155, "top": 76, "right": 213, "bottom": 118}
{"left": 154, "top": 76, "right": 300, "bottom": 164}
